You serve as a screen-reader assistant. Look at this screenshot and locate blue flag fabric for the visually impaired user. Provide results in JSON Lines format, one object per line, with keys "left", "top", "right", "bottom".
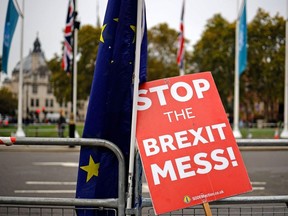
{"left": 75, "top": 0, "right": 147, "bottom": 215}
{"left": 2, "top": 0, "right": 19, "bottom": 74}
{"left": 238, "top": 0, "right": 247, "bottom": 75}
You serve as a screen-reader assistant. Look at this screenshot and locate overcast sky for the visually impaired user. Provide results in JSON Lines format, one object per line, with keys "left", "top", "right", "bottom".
{"left": 0, "top": 0, "right": 286, "bottom": 78}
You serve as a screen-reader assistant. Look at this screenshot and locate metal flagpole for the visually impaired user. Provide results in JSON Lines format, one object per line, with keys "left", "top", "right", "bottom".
{"left": 73, "top": 0, "right": 79, "bottom": 138}
{"left": 179, "top": 0, "right": 185, "bottom": 76}
{"left": 127, "top": 0, "right": 143, "bottom": 210}
{"left": 233, "top": 0, "right": 242, "bottom": 138}
{"left": 281, "top": 0, "right": 288, "bottom": 138}
{"left": 16, "top": 0, "right": 25, "bottom": 137}
{"left": 96, "top": 0, "right": 101, "bottom": 28}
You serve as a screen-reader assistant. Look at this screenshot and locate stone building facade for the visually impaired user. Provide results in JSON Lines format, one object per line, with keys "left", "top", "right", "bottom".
{"left": 3, "top": 37, "right": 71, "bottom": 123}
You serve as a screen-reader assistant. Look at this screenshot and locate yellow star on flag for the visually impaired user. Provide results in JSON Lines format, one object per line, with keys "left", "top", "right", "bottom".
{"left": 130, "top": 25, "right": 136, "bottom": 43}
{"left": 80, "top": 155, "right": 100, "bottom": 182}
{"left": 100, "top": 24, "right": 107, "bottom": 43}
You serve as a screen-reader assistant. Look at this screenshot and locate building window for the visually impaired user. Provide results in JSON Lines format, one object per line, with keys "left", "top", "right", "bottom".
{"left": 31, "top": 99, "right": 34, "bottom": 107}
{"left": 32, "top": 84, "right": 38, "bottom": 94}
{"left": 45, "top": 99, "right": 49, "bottom": 107}
{"left": 47, "top": 83, "right": 53, "bottom": 94}
{"left": 50, "top": 99, "right": 54, "bottom": 107}
{"left": 36, "top": 99, "right": 39, "bottom": 107}
{"left": 33, "top": 74, "right": 37, "bottom": 82}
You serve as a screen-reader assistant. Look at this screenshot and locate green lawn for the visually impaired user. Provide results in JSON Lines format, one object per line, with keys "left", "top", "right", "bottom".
{"left": 0, "top": 124, "right": 280, "bottom": 139}
{"left": 240, "top": 127, "right": 276, "bottom": 139}
{"left": 0, "top": 124, "right": 84, "bottom": 138}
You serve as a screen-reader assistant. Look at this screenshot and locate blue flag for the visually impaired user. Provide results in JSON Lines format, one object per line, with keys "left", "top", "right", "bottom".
{"left": 238, "top": 0, "right": 247, "bottom": 75}
{"left": 2, "top": 0, "right": 19, "bottom": 74}
{"left": 75, "top": 0, "right": 147, "bottom": 215}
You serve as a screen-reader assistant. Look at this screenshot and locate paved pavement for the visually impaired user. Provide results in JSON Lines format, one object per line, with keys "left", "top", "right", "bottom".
{"left": 1, "top": 143, "right": 288, "bottom": 152}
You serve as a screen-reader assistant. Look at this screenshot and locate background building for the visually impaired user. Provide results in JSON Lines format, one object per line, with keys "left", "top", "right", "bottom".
{"left": 3, "top": 37, "right": 70, "bottom": 123}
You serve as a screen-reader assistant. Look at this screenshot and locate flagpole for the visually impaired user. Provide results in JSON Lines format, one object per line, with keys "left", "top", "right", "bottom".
{"left": 73, "top": 0, "right": 79, "bottom": 138}
{"left": 178, "top": 0, "right": 185, "bottom": 76}
{"left": 281, "top": 0, "right": 288, "bottom": 138}
{"left": 96, "top": 0, "right": 101, "bottom": 28}
{"left": 127, "top": 0, "right": 143, "bottom": 210}
{"left": 233, "top": 0, "right": 242, "bottom": 138}
{"left": 16, "top": 0, "right": 25, "bottom": 137}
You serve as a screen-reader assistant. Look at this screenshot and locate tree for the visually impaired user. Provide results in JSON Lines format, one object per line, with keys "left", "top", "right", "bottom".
{"left": 47, "top": 54, "right": 71, "bottom": 105}
{"left": 49, "top": 23, "right": 185, "bottom": 100}
{"left": 48, "top": 25, "right": 101, "bottom": 103}
{"left": 0, "top": 87, "right": 17, "bottom": 115}
{"left": 77, "top": 25, "right": 101, "bottom": 100}
{"left": 190, "top": 14, "right": 235, "bottom": 112}
{"left": 190, "top": 11, "right": 285, "bottom": 122}
{"left": 147, "top": 23, "right": 184, "bottom": 81}
{"left": 244, "top": 9, "right": 285, "bottom": 121}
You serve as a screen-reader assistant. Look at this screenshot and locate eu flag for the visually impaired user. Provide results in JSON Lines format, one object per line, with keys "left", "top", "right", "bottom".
{"left": 75, "top": 0, "right": 147, "bottom": 215}
{"left": 2, "top": 0, "right": 19, "bottom": 74}
{"left": 238, "top": 0, "right": 247, "bottom": 75}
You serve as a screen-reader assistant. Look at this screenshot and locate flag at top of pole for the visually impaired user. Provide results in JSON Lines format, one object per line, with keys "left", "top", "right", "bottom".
{"left": 62, "top": 0, "right": 75, "bottom": 73}
{"left": 2, "top": 0, "right": 20, "bottom": 74}
{"left": 238, "top": 0, "right": 247, "bottom": 75}
{"left": 177, "top": 0, "right": 185, "bottom": 75}
{"left": 75, "top": 0, "right": 147, "bottom": 215}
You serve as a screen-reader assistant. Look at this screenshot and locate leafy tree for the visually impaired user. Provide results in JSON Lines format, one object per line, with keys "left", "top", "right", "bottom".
{"left": 47, "top": 54, "right": 71, "bottom": 105}
{"left": 48, "top": 25, "right": 101, "bottom": 103}
{"left": 0, "top": 87, "right": 17, "bottom": 115}
{"left": 190, "top": 11, "right": 285, "bottom": 122}
{"left": 147, "top": 23, "right": 184, "bottom": 81}
{"left": 77, "top": 25, "right": 101, "bottom": 99}
{"left": 190, "top": 14, "right": 235, "bottom": 112}
{"left": 49, "top": 23, "right": 183, "bottom": 100}
{"left": 244, "top": 9, "right": 285, "bottom": 121}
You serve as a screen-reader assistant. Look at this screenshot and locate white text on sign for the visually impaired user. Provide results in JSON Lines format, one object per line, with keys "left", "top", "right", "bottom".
{"left": 151, "top": 147, "right": 238, "bottom": 185}
{"left": 143, "top": 123, "right": 227, "bottom": 157}
{"left": 137, "top": 79, "right": 210, "bottom": 111}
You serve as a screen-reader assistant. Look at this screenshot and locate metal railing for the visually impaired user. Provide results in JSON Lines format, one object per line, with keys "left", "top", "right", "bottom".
{"left": 1, "top": 137, "right": 288, "bottom": 216}
{"left": 132, "top": 140, "right": 288, "bottom": 216}
{"left": 0, "top": 137, "right": 126, "bottom": 216}
{"left": 236, "top": 139, "right": 288, "bottom": 147}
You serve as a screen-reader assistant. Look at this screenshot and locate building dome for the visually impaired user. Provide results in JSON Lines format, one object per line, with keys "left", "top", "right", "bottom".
{"left": 12, "top": 36, "right": 48, "bottom": 75}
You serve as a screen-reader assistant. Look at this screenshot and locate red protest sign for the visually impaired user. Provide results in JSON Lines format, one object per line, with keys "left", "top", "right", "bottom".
{"left": 136, "top": 72, "right": 252, "bottom": 215}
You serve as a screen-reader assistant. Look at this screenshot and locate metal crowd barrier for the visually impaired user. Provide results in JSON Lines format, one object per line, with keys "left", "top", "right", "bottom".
{"left": 140, "top": 196, "right": 288, "bottom": 216}
{"left": 133, "top": 140, "right": 288, "bottom": 216}
{"left": 0, "top": 137, "right": 288, "bottom": 216}
{"left": 0, "top": 137, "right": 126, "bottom": 216}
{"left": 236, "top": 138, "right": 288, "bottom": 147}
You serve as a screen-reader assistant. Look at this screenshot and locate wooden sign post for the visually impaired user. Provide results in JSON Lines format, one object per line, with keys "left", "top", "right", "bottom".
{"left": 136, "top": 72, "right": 252, "bottom": 215}
{"left": 203, "top": 203, "right": 212, "bottom": 216}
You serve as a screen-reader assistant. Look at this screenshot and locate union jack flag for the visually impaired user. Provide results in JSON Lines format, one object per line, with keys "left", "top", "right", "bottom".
{"left": 62, "top": 0, "right": 75, "bottom": 73}
{"left": 177, "top": 0, "right": 185, "bottom": 70}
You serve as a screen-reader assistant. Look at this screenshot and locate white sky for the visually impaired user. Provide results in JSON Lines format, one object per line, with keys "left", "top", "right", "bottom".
{"left": 0, "top": 0, "right": 286, "bottom": 79}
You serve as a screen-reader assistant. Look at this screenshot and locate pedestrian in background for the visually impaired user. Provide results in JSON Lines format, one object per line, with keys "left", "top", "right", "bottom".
{"left": 57, "top": 110, "right": 66, "bottom": 137}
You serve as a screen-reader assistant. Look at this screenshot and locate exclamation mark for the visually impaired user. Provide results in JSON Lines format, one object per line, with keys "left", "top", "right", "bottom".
{"left": 227, "top": 147, "right": 238, "bottom": 167}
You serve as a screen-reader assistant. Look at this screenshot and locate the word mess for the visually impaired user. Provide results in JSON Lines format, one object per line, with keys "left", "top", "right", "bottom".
{"left": 151, "top": 147, "right": 238, "bottom": 185}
